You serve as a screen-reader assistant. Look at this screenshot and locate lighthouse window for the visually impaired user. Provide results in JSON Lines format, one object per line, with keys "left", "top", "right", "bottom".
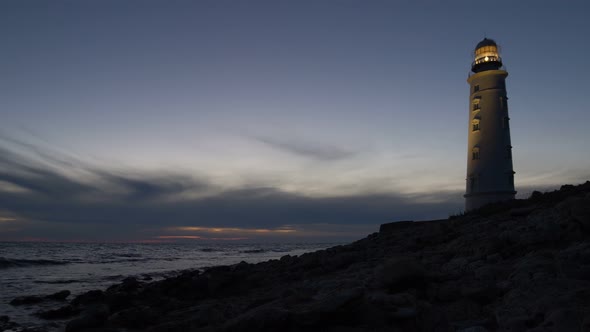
{"left": 473, "top": 85, "right": 480, "bottom": 93}
{"left": 472, "top": 98, "right": 481, "bottom": 111}
{"left": 472, "top": 147, "right": 480, "bottom": 160}
{"left": 472, "top": 119, "right": 480, "bottom": 131}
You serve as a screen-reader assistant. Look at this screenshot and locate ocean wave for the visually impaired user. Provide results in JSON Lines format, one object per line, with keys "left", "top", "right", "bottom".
{"left": 241, "top": 249, "right": 266, "bottom": 254}
{"left": 0, "top": 257, "right": 68, "bottom": 269}
{"left": 111, "top": 253, "right": 143, "bottom": 258}
{"left": 34, "top": 279, "right": 81, "bottom": 284}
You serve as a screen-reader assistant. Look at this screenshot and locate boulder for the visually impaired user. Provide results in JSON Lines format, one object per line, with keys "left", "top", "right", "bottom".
{"left": 37, "top": 305, "right": 80, "bottom": 320}
{"left": 46, "top": 290, "right": 71, "bottom": 301}
{"left": 530, "top": 309, "right": 584, "bottom": 332}
{"left": 221, "top": 305, "right": 291, "bottom": 331}
{"left": 65, "top": 304, "right": 109, "bottom": 332}
{"left": 376, "top": 258, "right": 428, "bottom": 292}
{"left": 416, "top": 302, "right": 452, "bottom": 332}
{"left": 379, "top": 221, "right": 415, "bottom": 233}
{"left": 71, "top": 290, "right": 105, "bottom": 306}
{"left": 458, "top": 327, "right": 488, "bottom": 332}
{"left": 107, "top": 305, "right": 157, "bottom": 329}
{"left": 0, "top": 316, "right": 19, "bottom": 331}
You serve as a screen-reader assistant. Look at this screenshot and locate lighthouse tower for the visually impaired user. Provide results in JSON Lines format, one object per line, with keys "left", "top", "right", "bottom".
{"left": 464, "top": 38, "right": 516, "bottom": 210}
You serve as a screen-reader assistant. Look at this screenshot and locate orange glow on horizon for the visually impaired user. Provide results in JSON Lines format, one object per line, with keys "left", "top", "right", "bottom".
{"left": 168, "top": 226, "right": 296, "bottom": 234}
{"left": 154, "top": 235, "right": 249, "bottom": 241}
{"left": 156, "top": 235, "right": 204, "bottom": 239}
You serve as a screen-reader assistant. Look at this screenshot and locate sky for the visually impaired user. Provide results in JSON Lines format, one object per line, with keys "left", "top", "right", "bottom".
{"left": 1, "top": 0, "right": 589, "bottom": 242}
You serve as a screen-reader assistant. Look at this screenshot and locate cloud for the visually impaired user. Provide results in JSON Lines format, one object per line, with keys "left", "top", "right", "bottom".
{"left": 0, "top": 137, "right": 464, "bottom": 241}
{"left": 253, "top": 136, "right": 356, "bottom": 161}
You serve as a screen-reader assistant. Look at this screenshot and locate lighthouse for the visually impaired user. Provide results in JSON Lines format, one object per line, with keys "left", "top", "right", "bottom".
{"left": 464, "top": 38, "right": 516, "bottom": 210}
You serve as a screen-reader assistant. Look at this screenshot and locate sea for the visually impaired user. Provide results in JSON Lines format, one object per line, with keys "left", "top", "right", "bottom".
{"left": 0, "top": 241, "right": 338, "bottom": 331}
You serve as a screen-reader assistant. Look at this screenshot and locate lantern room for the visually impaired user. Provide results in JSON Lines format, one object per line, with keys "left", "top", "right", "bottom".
{"left": 471, "top": 38, "right": 503, "bottom": 73}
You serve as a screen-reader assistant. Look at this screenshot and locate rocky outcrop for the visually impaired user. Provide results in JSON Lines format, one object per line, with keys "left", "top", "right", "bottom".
{"left": 11, "top": 181, "right": 590, "bottom": 331}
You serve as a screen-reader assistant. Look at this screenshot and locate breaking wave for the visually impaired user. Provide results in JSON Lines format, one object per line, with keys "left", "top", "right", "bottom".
{"left": 0, "top": 257, "right": 68, "bottom": 269}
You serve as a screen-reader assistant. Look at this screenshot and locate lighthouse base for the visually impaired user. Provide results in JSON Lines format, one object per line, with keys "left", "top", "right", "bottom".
{"left": 464, "top": 191, "right": 516, "bottom": 211}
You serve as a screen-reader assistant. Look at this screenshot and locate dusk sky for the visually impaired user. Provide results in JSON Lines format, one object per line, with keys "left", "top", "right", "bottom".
{"left": 1, "top": 1, "right": 589, "bottom": 242}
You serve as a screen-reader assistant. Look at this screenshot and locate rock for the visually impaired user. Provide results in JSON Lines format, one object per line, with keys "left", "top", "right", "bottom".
{"left": 376, "top": 258, "right": 428, "bottom": 292}
{"left": 67, "top": 329, "right": 123, "bottom": 332}
{"left": 325, "top": 251, "right": 360, "bottom": 270}
{"left": 416, "top": 302, "right": 452, "bottom": 332}
{"left": 190, "top": 304, "right": 226, "bottom": 327}
{"left": 221, "top": 305, "right": 291, "bottom": 331}
{"left": 108, "top": 306, "right": 157, "bottom": 329}
{"left": 460, "top": 283, "right": 497, "bottom": 304}
{"left": 510, "top": 252, "right": 559, "bottom": 284}
{"left": 441, "top": 257, "right": 470, "bottom": 274}
{"left": 0, "top": 316, "right": 19, "bottom": 331}
{"left": 379, "top": 220, "right": 414, "bottom": 233}
{"left": 531, "top": 309, "right": 584, "bottom": 332}
{"left": 485, "top": 253, "right": 501, "bottom": 263}
{"left": 458, "top": 327, "right": 488, "bottom": 332}
{"left": 65, "top": 304, "right": 109, "bottom": 332}
{"left": 46, "top": 290, "right": 71, "bottom": 301}
{"left": 366, "top": 291, "right": 415, "bottom": 307}
{"left": 433, "top": 282, "right": 461, "bottom": 302}
{"left": 37, "top": 305, "right": 80, "bottom": 319}
{"left": 309, "top": 287, "right": 364, "bottom": 313}
{"left": 473, "top": 265, "right": 509, "bottom": 282}
{"left": 509, "top": 206, "right": 536, "bottom": 217}
{"left": 495, "top": 307, "right": 529, "bottom": 331}
{"left": 390, "top": 307, "right": 417, "bottom": 320}
{"left": 441, "top": 299, "right": 483, "bottom": 323}
{"left": 71, "top": 290, "right": 105, "bottom": 306}
{"left": 107, "top": 277, "right": 140, "bottom": 293}
{"left": 501, "top": 316, "right": 529, "bottom": 332}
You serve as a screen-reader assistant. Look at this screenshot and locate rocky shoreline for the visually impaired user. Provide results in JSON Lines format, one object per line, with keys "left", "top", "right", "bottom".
{"left": 3, "top": 182, "right": 590, "bottom": 332}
